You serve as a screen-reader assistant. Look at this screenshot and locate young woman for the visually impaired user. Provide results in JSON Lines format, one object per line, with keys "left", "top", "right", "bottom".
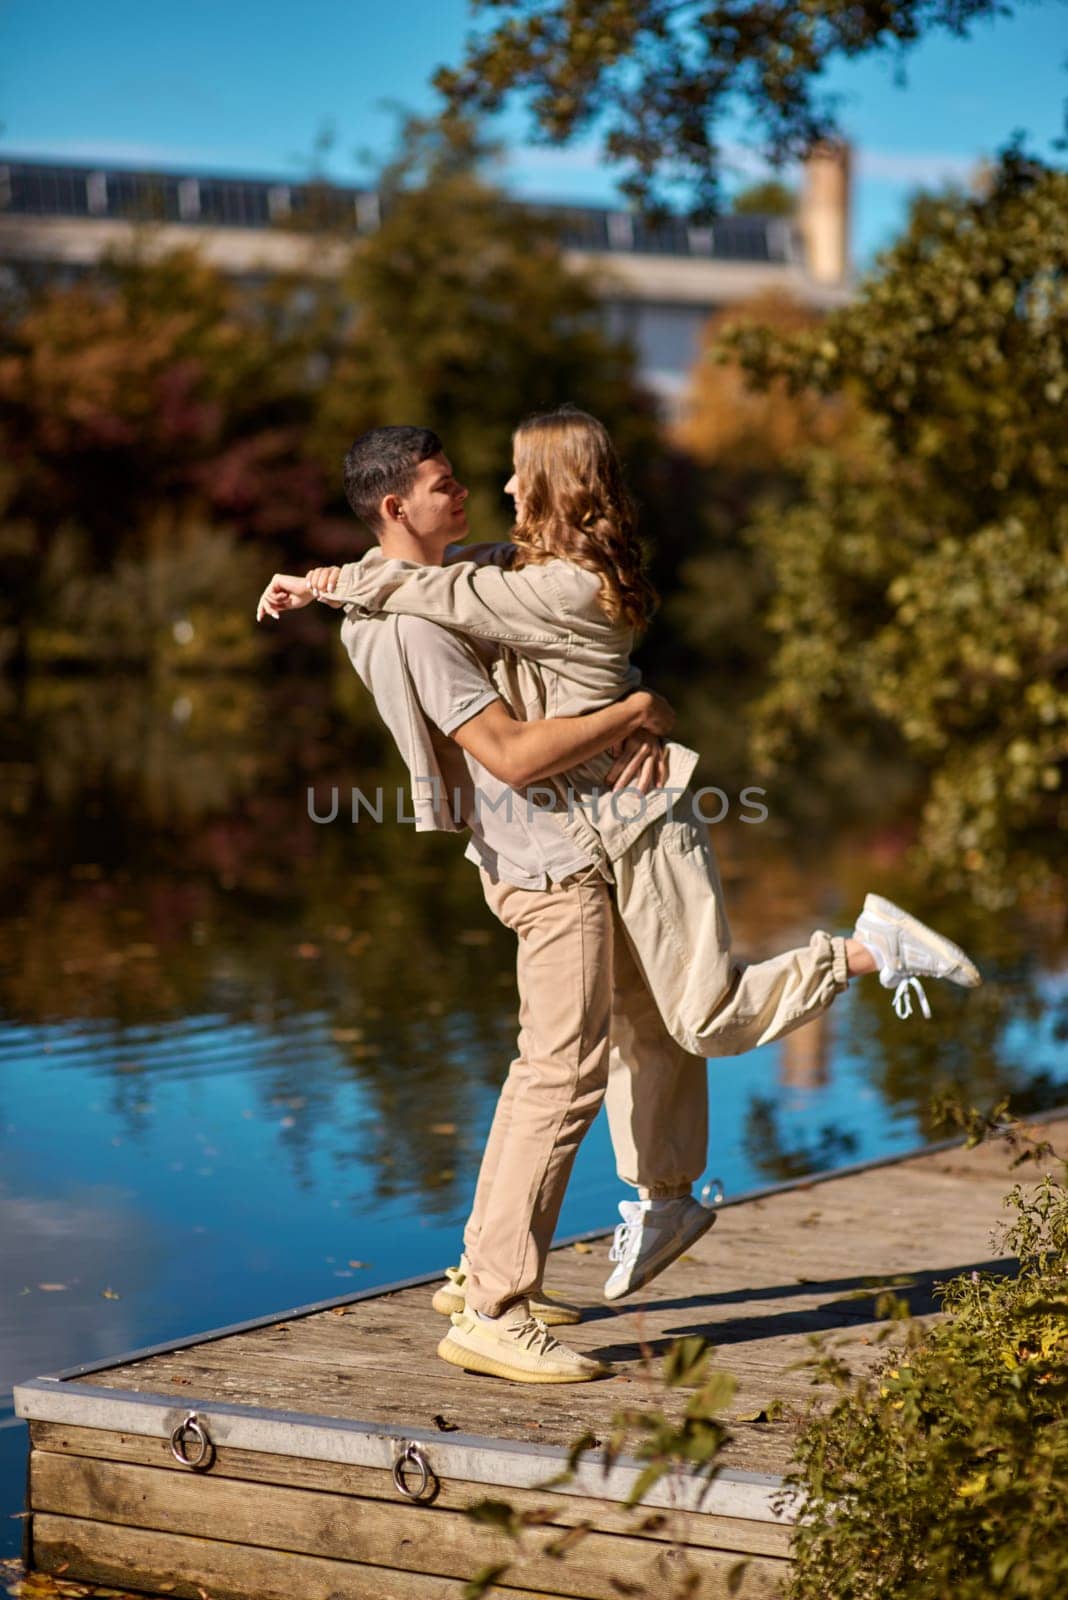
{"left": 296, "top": 407, "right": 981, "bottom": 1054}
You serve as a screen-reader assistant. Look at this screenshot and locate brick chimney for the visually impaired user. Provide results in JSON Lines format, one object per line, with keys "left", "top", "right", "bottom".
{"left": 800, "top": 140, "right": 852, "bottom": 286}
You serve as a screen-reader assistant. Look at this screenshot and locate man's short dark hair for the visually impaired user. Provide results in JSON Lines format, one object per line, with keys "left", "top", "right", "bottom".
{"left": 342, "top": 426, "right": 443, "bottom": 533}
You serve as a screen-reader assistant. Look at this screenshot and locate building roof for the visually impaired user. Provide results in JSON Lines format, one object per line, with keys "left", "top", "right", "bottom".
{"left": 0, "top": 156, "right": 796, "bottom": 266}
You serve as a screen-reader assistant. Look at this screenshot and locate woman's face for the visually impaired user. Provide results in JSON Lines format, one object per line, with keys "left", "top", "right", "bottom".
{"left": 504, "top": 460, "right": 525, "bottom": 521}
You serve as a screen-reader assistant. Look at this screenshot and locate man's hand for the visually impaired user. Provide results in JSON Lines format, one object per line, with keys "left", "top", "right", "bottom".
{"left": 606, "top": 730, "right": 668, "bottom": 793}
{"left": 630, "top": 688, "right": 675, "bottom": 738}
{"left": 256, "top": 573, "right": 315, "bottom": 621}
{"left": 306, "top": 566, "right": 344, "bottom": 608}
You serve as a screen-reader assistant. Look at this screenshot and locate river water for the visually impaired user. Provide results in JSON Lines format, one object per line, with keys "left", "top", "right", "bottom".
{"left": 1, "top": 671, "right": 1064, "bottom": 1555}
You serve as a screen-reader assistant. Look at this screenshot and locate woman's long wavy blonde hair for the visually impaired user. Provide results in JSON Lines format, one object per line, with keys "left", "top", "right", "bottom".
{"left": 510, "top": 408, "right": 658, "bottom": 632}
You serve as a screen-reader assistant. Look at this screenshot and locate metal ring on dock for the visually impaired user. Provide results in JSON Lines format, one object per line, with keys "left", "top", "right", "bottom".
{"left": 392, "top": 1442, "right": 432, "bottom": 1501}
{"left": 170, "top": 1410, "right": 213, "bottom": 1470}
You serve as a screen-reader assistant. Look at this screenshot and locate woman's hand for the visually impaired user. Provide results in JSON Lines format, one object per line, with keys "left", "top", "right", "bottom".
{"left": 256, "top": 573, "right": 314, "bottom": 621}
{"left": 606, "top": 730, "right": 668, "bottom": 793}
{"left": 306, "top": 566, "right": 344, "bottom": 608}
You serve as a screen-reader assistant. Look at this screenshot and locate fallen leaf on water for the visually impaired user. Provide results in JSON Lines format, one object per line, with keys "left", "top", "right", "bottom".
{"left": 347, "top": 1260, "right": 370, "bottom": 1269}
{"left": 331, "top": 1027, "right": 363, "bottom": 1042}
{"left": 101, "top": 1288, "right": 120, "bottom": 1300}
{"left": 430, "top": 1123, "right": 456, "bottom": 1136}
{"left": 37, "top": 1284, "right": 67, "bottom": 1292}
{"left": 572, "top": 1242, "right": 593, "bottom": 1254}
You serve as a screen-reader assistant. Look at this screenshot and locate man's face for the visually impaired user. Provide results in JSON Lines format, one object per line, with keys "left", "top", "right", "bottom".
{"left": 396, "top": 453, "right": 469, "bottom": 540}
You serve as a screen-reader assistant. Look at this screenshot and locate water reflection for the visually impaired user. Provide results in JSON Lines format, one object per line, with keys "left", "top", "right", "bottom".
{"left": 0, "top": 672, "right": 1064, "bottom": 1552}
{"left": 3, "top": 673, "right": 1064, "bottom": 1194}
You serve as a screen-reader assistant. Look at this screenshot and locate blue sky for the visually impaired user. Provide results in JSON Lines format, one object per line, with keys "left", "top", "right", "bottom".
{"left": 2, "top": 0, "right": 1065, "bottom": 263}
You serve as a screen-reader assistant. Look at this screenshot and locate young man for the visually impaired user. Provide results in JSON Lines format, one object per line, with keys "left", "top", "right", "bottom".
{"left": 260, "top": 427, "right": 717, "bottom": 1383}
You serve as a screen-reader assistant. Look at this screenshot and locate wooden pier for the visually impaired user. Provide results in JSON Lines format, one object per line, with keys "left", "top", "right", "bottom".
{"left": 14, "top": 1118, "right": 1064, "bottom": 1600}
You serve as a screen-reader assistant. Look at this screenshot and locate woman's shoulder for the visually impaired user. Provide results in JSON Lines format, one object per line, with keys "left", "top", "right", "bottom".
{"left": 533, "top": 558, "right": 603, "bottom": 600}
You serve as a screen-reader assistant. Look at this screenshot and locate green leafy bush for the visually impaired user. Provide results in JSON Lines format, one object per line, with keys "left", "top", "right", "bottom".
{"left": 786, "top": 1140, "right": 1068, "bottom": 1599}
{"left": 726, "top": 151, "right": 1068, "bottom": 904}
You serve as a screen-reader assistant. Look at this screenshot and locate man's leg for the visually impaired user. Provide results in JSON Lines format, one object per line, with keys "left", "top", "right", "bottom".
{"left": 463, "top": 866, "right": 614, "bottom": 1317}
{"left": 615, "top": 809, "right": 849, "bottom": 1059}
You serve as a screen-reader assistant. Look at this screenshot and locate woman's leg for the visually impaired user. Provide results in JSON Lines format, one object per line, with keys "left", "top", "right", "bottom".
{"left": 605, "top": 901, "right": 708, "bottom": 1196}
{"left": 614, "top": 807, "right": 850, "bottom": 1059}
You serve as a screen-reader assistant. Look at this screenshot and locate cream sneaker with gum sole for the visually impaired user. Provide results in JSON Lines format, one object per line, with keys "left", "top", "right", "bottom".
{"left": 431, "top": 1254, "right": 582, "bottom": 1325}
{"left": 438, "top": 1302, "right": 609, "bottom": 1384}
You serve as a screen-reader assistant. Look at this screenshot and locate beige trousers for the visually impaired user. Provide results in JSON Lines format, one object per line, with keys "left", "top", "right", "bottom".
{"left": 463, "top": 815, "right": 850, "bottom": 1317}
{"left": 614, "top": 806, "right": 851, "bottom": 1059}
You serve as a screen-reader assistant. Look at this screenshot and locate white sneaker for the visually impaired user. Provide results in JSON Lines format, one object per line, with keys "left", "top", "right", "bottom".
{"left": 604, "top": 1195, "right": 717, "bottom": 1301}
{"left": 854, "top": 892, "right": 982, "bottom": 1020}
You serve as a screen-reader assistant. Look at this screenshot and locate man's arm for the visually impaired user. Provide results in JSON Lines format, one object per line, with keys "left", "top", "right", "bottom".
{"left": 452, "top": 691, "right": 671, "bottom": 791}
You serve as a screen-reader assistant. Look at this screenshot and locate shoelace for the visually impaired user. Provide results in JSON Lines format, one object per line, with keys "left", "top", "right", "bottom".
{"left": 609, "top": 1219, "right": 638, "bottom": 1265}
{"left": 892, "top": 976, "right": 932, "bottom": 1021}
{"left": 510, "top": 1315, "right": 559, "bottom": 1355}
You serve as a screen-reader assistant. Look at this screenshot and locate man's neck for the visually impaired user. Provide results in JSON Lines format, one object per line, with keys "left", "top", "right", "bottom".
{"left": 377, "top": 526, "right": 452, "bottom": 568}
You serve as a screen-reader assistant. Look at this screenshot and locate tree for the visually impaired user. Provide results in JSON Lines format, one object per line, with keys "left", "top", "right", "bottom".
{"left": 436, "top": 0, "right": 1011, "bottom": 211}
{"left": 311, "top": 115, "right": 657, "bottom": 541}
{"left": 732, "top": 180, "right": 796, "bottom": 218}
{"left": 0, "top": 247, "right": 331, "bottom": 560}
{"left": 723, "top": 152, "right": 1068, "bottom": 903}
{"left": 0, "top": 247, "right": 341, "bottom": 665}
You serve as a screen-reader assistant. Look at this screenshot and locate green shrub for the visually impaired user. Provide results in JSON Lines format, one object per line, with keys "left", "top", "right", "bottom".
{"left": 786, "top": 1142, "right": 1068, "bottom": 1599}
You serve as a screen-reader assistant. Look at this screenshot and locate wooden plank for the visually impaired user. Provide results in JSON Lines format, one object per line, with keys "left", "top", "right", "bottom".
{"left": 29, "top": 1426, "right": 793, "bottom": 1557}
{"left": 19, "top": 1381, "right": 788, "bottom": 1518}
{"left": 32, "top": 1514, "right": 574, "bottom": 1600}
{"left": 30, "top": 1452, "right": 790, "bottom": 1597}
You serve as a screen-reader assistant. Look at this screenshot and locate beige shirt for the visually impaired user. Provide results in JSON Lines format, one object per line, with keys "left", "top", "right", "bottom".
{"left": 332, "top": 547, "right": 699, "bottom": 868}
{"left": 341, "top": 610, "right": 592, "bottom": 889}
